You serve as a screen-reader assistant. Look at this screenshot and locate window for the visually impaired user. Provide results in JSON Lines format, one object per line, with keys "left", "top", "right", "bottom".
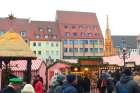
{"left": 48, "top": 27, "right": 52, "bottom": 32}
{"left": 83, "top": 40, "right": 88, "bottom": 44}
{"left": 33, "top": 51, "right": 36, "bottom": 54}
{"left": 45, "top": 34, "right": 48, "bottom": 38}
{"left": 53, "top": 35, "right": 57, "bottom": 39}
{"left": 38, "top": 42, "right": 41, "bottom": 46}
{"left": 73, "top": 32, "right": 77, "bottom": 37}
{"left": 20, "top": 31, "right": 27, "bottom": 37}
{"left": 35, "top": 34, "right": 40, "bottom": 39}
{"left": 94, "top": 40, "right": 98, "bottom": 44}
{"left": 84, "top": 48, "right": 88, "bottom": 52}
{"left": 56, "top": 51, "right": 59, "bottom": 55}
{"left": 72, "top": 25, "right": 76, "bottom": 29}
{"left": 89, "top": 40, "right": 93, "bottom": 44}
{"left": 64, "top": 25, "right": 68, "bottom": 29}
{"left": 65, "top": 32, "right": 70, "bottom": 37}
{"left": 69, "top": 48, "right": 73, "bottom": 52}
{"left": 80, "top": 48, "right": 84, "bottom": 52}
{"left": 79, "top": 25, "right": 83, "bottom": 29}
{"left": 99, "top": 48, "right": 103, "bottom": 52}
{"left": 33, "top": 42, "right": 36, "bottom": 46}
{"left": 56, "top": 43, "right": 59, "bottom": 47}
{"left": 64, "top": 48, "right": 68, "bottom": 52}
{"left": 38, "top": 27, "right": 44, "bottom": 32}
{"left": 64, "top": 40, "right": 68, "bottom": 44}
{"left": 74, "top": 48, "right": 78, "bottom": 52}
{"left": 81, "top": 32, "right": 85, "bottom": 37}
{"left": 79, "top": 40, "right": 84, "bottom": 44}
{"left": 51, "top": 43, "right": 54, "bottom": 47}
{"left": 94, "top": 48, "right": 98, "bottom": 52}
{"left": 88, "top": 33, "right": 93, "bottom": 37}
{"left": 73, "top": 40, "right": 78, "bottom": 44}
{"left": 69, "top": 40, "right": 74, "bottom": 44}
{"left": 90, "top": 48, "right": 94, "bottom": 52}
{"left": 38, "top": 51, "right": 41, "bottom": 55}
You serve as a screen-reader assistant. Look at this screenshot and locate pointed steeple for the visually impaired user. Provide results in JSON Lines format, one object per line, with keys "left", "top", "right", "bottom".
{"left": 105, "top": 15, "right": 111, "bottom": 40}
{"left": 104, "top": 15, "right": 113, "bottom": 56}
{"left": 106, "top": 15, "right": 109, "bottom": 29}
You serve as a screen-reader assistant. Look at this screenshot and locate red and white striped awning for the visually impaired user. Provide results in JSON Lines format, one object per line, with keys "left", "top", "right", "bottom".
{"left": 9, "top": 59, "right": 43, "bottom": 71}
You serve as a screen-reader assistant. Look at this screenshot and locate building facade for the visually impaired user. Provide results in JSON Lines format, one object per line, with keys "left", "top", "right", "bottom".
{"left": 56, "top": 11, "right": 104, "bottom": 59}
{"left": 112, "top": 36, "right": 138, "bottom": 55}
{"left": 0, "top": 11, "right": 104, "bottom": 61}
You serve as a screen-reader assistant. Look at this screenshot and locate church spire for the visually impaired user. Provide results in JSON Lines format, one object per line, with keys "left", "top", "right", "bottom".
{"left": 106, "top": 15, "right": 109, "bottom": 29}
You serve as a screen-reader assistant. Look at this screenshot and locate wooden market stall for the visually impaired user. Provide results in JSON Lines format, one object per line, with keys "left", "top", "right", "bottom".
{"left": 0, "top": 30, "right": 36, "bottom": 89}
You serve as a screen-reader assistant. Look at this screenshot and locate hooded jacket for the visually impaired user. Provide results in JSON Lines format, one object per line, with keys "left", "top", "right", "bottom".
{"left": 115, "top": 74, "right": 140, "bottom": 93}
{"left": 61, "top": 81, "right": 78, "bottom": 93}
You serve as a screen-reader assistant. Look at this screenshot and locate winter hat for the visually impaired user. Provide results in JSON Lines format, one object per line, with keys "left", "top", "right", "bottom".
{"left": 57, "top": 75, "right": 64, "bottom": 81}
{"left": 21, "top": 84, "right": 35, "bottom": 93}
{"left": 66, "top": 74, "right": 76, "bottom": 83}
{"left": 9, "top": 77, "right": 23, "bottom": 84}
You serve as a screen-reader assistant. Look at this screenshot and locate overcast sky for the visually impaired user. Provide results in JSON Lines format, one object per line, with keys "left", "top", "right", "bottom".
{"left": 0, "top": 0, "right": 140, "bottom": 36}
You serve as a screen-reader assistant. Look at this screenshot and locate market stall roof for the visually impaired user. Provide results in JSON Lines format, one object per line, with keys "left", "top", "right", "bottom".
{"left": 9, "top": 59, "right": 44, "bottom": 71}
{"left": 103, "top": 55, "right": 140, "bottom": 66}
{"left": 0, "top": 30, "right": 36, "bottom": 60}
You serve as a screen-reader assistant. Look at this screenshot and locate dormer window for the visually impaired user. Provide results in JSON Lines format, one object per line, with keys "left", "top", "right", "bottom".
{"left": 48, "top": 27, "right": 52, "bottom": 32}
{"left": 38, "top": 27, "right": 44, "bottom": 32}
{"left": 20, "top": 31, "right": 27, "bottom": 37}
{"left": 45, "top": 34, "right": 49, "bottom": 38}
{"left": 72, "top": 25, "right": 76, "bottom": 29}
{"left": 53, "top": 35, "right": 57, "bottom": 39}
{"left": 35, "top": 34, "right": 40, "bottom": 39}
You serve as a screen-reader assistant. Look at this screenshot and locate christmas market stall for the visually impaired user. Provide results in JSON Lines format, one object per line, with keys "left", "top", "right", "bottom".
{"left": 0, "top": 30, "right": 36, "bottom": 89}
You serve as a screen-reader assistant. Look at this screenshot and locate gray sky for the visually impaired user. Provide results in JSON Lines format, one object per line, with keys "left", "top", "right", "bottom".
{"left": 0, "top": 0, "right": 140, "bottom": 36}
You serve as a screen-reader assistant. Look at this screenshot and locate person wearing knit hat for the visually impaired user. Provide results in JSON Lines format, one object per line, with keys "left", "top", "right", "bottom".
{"left": 66, "top": 74, "right": 76, "bottom": 83}
{"left": 21, "top": 84, "right": 35, "bottom": 93}
{"left": 60, "top": 74, "right": 78, "bottom": 93}
{"left": 1, "top": 76, "right": 23, "bottom": 93}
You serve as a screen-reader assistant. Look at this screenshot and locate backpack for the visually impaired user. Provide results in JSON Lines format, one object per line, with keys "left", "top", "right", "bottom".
{"left": 117, "top": 85, "right": 129, "bottom": 93}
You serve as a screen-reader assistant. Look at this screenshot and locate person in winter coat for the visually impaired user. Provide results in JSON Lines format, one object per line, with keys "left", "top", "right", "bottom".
{"left": 115, "top": 68, "right": 140, "bottom": 93}
{"left": 21, "top": 84, "right": 35, "bottom": 93}
{"left": 82, "top": 76, "right": 90, "bottom": 93}
{"left": 61, "top": 74, "right": 78, "bottom": 93}
{"left": 1, "top": 77, "right": 23, "bottom": 93}
{"left": 48, "top": 75, "right": 64, "bottom": 93}
{"left": 34, "top": 76, "right": 43, "bottom": 93}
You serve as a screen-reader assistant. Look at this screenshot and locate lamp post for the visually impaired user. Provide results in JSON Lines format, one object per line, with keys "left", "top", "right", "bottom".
{"left": 118, "top": 39, "right": 131, "bottom": 67}
{"left": 45, "top": 56, "right": 52, "bottom": 92}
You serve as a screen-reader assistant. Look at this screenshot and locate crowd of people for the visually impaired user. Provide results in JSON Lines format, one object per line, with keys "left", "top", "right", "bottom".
{"left": 97, "top": 68, "right": 140, "bottom": 93}
{"left": 48, "top": 74, "right": 91, "bottom": 93}
{"left": 1, "top": 68, "right": 140, "bottom": 93}
{"left": 0, "top": 75, "right": 44, "bottom": 93}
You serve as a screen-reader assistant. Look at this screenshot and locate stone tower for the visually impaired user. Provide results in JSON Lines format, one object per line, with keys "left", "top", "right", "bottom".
{"left": 104, "top": 15, "right": 116, "bottom": 56}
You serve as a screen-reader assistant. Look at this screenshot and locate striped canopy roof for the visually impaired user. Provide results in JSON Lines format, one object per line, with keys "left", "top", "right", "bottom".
{"left": 9, "top": 59, "right": 44, "bottom": 71}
